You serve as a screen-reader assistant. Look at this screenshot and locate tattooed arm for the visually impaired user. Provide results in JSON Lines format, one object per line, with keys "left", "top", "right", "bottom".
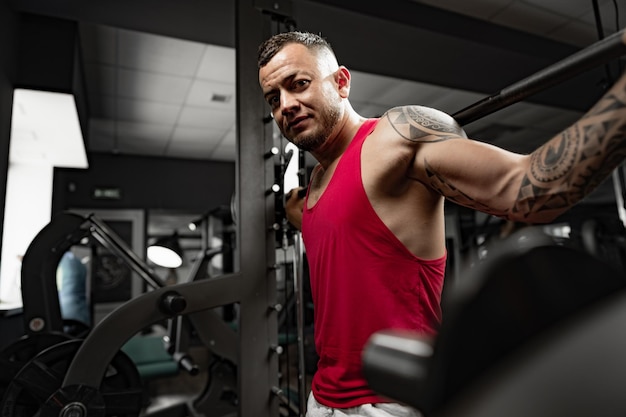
{"left": 512, "top": 75, "right": 626, "bottom": 221}
{"left": 388, "top": 72, "right": 626, "bottom": 223}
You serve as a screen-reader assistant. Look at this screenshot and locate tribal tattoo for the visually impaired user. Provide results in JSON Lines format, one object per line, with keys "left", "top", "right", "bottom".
{"left": 510, "top": 90, "right": 626, "bottom": 218}
{"left": 385, "top": 106, "right": 464, "bottom": 142}
{"left": 388, "top": 106, "right": 506, "bottom": 215}
{"left": 424, "top": 161, "right": 499, "bottom": 215}
{"left": 392, "top": 85, "right": 626, "bottom": 220}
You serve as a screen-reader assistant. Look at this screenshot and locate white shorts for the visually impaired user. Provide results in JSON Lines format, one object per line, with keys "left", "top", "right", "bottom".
{"left": 306, "top": 392, "right": 422, "bottom": 417}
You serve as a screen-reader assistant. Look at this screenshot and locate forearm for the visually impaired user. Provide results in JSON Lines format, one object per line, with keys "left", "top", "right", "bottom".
{"left": 510, "top": 71, "right": 626, "bottom": 222}
{"left": 284, "top": 187, "right": 305, "bottom": 231}
{"left": 286, "top": 206, "right": 303, "bottom": 231}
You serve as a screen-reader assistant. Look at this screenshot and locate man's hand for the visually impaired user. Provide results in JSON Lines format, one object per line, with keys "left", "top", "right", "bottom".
{"left": 285, "top": 187, "right": 306, "bottom": 231}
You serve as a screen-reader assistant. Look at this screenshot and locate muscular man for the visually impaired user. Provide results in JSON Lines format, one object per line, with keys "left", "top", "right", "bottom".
{"left": 258, "top": 31, "right": 626, "bottom": 416}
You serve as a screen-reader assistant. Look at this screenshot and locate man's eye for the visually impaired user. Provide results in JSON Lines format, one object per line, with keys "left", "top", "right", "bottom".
{"left": 294, "top": 80, "right": 309, "bottom": 89}
{"left": 268, "top": 96, "right": 279, "bottom": 106}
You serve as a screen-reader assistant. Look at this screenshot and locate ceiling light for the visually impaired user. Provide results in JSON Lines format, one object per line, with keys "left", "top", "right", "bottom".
{"left": 147, "top": 233, "right": 183, "bottom": 268}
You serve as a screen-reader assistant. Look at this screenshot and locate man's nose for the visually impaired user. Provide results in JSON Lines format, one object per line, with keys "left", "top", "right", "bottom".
{"left": 280, "top": 92, "right": 299, "bottom": 114}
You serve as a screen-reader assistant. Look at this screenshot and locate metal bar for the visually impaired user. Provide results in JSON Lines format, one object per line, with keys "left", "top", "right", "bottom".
{"left": 452, "top": 28, "right": 626, "bottom": 126}
{"left": 272, "top": 385, "right": 301, "bottom": 415}
{"left": 293, "top": 234, "right": 307, "bottom": 416}
{"left": 62, "top": 272, "right": 242, "bottom": 386}
{"left": 236, "top": 1, "right": 280, "bottom": 416}
{"left": 20, "top": 212, "right": 89, "bottom": 334}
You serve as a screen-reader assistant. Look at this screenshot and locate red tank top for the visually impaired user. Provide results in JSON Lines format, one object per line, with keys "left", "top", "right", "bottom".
{"left": 302, "top": 118, "right": 447, "bottom": 408}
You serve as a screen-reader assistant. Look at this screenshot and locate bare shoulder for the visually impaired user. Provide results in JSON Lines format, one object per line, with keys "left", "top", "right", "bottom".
{"left": 383, "top": 105, "right": 467, "bottom": 142}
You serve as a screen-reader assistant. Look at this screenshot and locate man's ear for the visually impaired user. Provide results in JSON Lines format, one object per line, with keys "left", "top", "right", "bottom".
{"left": 336, "top": 66, "right": 351, "bottom": 98}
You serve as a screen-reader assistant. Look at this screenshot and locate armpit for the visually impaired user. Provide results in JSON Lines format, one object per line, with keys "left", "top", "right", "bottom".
{"left": 385, "top": 105, "right": 467, "bottom": 142}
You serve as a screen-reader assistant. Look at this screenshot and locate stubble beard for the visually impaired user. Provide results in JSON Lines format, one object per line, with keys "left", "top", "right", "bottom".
{"left": 286, "top": 105, "right": 341, "bottom": 152}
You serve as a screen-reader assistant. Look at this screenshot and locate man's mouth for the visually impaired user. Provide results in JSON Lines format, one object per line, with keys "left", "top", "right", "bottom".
{"left": 288, "top": 116, "right": 309, "bottom": 130}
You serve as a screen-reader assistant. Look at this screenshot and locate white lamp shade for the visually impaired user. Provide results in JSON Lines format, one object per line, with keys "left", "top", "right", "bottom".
{"left": 147, "top": 245, "right": 183, "bottom": 268}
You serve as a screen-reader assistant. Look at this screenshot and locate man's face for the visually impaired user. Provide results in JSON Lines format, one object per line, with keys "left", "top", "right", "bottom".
{"left": 259, "top": 43, "right": 342, "bottom": 152}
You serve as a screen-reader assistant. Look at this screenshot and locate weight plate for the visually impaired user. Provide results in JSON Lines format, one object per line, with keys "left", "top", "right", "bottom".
{"left": 0, "top": 332, "right": 71, "bottom": 402}
{"left": 0, "top": 339, "right": 144, "bottom": 417}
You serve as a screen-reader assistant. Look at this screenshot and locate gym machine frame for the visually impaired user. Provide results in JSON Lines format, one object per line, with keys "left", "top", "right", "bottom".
{"left": 24, "top": 2, "right": 290, "bottom": 417}
{"left": 20, "top": 211, "right": 237, "bottom": 370}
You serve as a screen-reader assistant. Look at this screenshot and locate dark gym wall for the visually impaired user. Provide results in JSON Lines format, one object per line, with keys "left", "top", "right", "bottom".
{"left": 0, "top": 2, "right": 20, "bottom": 256}
{"left": 52, "top": 153, "right": 236, "bottom": 213}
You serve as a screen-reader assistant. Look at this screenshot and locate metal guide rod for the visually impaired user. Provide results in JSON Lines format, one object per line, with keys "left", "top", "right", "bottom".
{"left": 272, "top": 386, "right": 301, "bottom": 415}
{"left": 452, "top": 28, "right": 626, "bottom": 126}
{"left": 293, "top": 233, "right": 307, "bottom": 416}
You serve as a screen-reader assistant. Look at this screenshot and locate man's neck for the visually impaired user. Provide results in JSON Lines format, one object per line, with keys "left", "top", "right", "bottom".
{"left": 312, "top": 111, "right": 367, "bottom": 169}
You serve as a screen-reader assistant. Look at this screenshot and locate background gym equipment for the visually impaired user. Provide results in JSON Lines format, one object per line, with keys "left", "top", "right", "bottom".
{"left": 0, "top": 332, "right": 71, "bottom": 403}
{"left": 0, "top": 213, "right": 90, "bottom": 404}
{"left": 1, "top": 339, "right": 144, "bottom": 417}
{"left": 25, "top": 260, "right": 241, "bottom": 417}
{"left": 363, "top": 227, "right": 626, "bottom": 416}
{"left": 0, "top": 211, "right": 238, "bottom": 417}
{"left": 272, "top": 139, "right": 311, "bottom": 416}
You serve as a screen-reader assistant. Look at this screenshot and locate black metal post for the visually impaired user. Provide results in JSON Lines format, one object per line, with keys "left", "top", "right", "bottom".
{"left": 236, "top": 0, "right": 281, "bottom": 416}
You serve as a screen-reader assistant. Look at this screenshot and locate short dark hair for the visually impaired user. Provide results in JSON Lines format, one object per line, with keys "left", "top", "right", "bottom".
{"left": 257, "top": 31, "right": 334, "bottom": 68}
